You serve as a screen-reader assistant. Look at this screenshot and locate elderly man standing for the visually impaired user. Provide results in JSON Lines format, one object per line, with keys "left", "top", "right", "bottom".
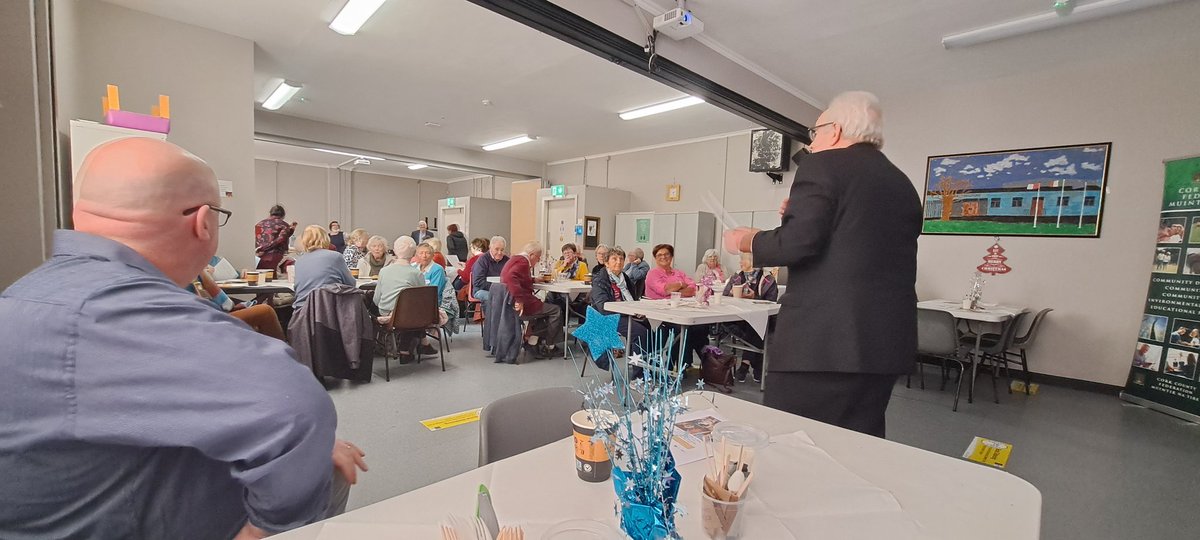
{"left": 502, "top": 241, "right": 564, "bottom": 358}
{"left": 411, "top": 220, "right": 434, "bottom": 244}
{"left": 471, "top": 235, "right": 510, "bottom": 302}
{"left": 723, "top": 91, "right": 921, "bottom": 438}
{"left": 0, "top": 138, "right": 366, "bottom": 539}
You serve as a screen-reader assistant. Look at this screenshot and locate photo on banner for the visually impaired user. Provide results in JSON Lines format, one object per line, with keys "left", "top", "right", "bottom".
{"left": 1140, "top": 314, "right": 1168, "bottom": 341}
{"left": 1122, "top": 154, "right": 1200, "bottom": 421}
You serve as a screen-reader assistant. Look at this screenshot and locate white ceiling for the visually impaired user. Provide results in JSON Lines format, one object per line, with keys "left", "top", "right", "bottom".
{"left": 101, "top": 0, "right": 757, "bottom": 164}
{"left": 253, "top": 140, "right": 472, "bottom": 182}
{"left": 681, "top": 0, "right": 1200, "bottom": 104}
{"left": 100, "top": 0, "right": 1200, "bottom": 168}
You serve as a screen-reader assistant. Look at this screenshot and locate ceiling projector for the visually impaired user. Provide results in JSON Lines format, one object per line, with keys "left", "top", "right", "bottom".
{"left": 653, "top": 8, "right": 704, "bottom": 40}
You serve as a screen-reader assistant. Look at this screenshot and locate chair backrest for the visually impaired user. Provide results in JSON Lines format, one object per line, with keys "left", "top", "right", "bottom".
{"left": 982, "top": 311, "right": 1028, "bottom": 354}
{"left": 1013, "top": 308, "right": 1053, "bottom": 347}
{"left": 917, "top": 308, "right": 959, "bottom": 356}
{"left": 230, "top": 304, "right": 287, "bottom": 341}
{"left": 478, "top": 386, "right": 583, "bottom": 466}
{"left": 388, "top": 285, "right": 439, "bottom": 331}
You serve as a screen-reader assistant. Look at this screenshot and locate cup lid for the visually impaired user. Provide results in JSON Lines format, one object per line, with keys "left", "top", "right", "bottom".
{"left": 712, "top": 422, "right": 769, "bottom": 448}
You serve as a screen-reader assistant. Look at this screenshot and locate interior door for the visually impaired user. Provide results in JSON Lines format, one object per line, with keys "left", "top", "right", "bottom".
{"left": 544, "top": 198, "right": 576, "bottom": 266}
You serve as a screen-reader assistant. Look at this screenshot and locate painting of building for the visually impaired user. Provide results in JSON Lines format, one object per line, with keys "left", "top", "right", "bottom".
{"left": 922, "top": 143, "right": 1111, "bottom": 237}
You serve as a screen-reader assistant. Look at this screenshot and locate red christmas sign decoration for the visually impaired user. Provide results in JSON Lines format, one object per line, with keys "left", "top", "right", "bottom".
{"left": 977, "top": 241, "right": 1012, "bottom": 275}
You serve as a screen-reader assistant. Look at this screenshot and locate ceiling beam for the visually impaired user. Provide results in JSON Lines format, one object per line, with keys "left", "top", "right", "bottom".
{"left": 464, "top": 0, "right": 811, "bottom": 144}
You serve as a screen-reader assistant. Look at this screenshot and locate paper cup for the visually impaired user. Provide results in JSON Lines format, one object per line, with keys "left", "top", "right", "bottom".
{"left": 245, "top": 271, "right": 260, "bottom": 285}
{"left": 669, "top": 291, "right": 683, "bottom": 308}
{"left": 712, "top": 292, "right": 723, "bottom": 305}
{"left": 701, "top": 491, "right": 748, "bottom": 539}
{"left": 260, "top": 269, "right": 274, "bottom": 281}
{"left": 350, "top": 268, "right": 360, "bottom": 278}
{"left": 731, "top": 286, "right": 744, "bottom": 299}
{"left": 571, "top": 409, "right": 617, "bottom": 483}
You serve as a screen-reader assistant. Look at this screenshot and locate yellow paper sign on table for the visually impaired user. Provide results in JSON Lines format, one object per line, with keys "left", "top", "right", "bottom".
{"left": 963, "top": 436, "right": 1013, "bottom": 469}
{"left": 420, "top": 407, "right": 482, "bottom": 431}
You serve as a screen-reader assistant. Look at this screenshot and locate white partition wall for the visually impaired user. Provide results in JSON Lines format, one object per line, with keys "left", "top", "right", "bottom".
{"left": 614, "top": 211, "right": 716, "bottom": 271}
{"left": 437, "top": 197, "right": 511, "bottom": 251}
{"left": 536, "top": 185, "right": 631, "bottom": 265}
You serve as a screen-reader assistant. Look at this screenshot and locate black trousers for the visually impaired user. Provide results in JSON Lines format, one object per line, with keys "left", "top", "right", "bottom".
{"left": 763, "top": 371, "right": 899, "bottom": 438}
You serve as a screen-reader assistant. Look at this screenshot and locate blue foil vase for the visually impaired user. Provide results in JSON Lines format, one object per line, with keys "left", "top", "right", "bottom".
{"left": 611, "top": 459, "right": 681, "bottom": 540}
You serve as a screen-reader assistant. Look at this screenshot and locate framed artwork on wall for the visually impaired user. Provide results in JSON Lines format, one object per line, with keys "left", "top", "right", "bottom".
{"left": 584, "top": 216, "right": 600, "bottom": 249}
{"left": 666, "top": 183, "right": 681, "bottom": 201}
{"left": 921, "top": 142, "right": 1112, "bottom": 237}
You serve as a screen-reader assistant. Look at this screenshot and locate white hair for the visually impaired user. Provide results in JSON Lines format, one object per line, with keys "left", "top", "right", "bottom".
{"left": 521, "top": 241, "right": 543, "bottom": 256}
{"left": 824, "top": 91, "right": 884, "bottom": 148}
{"left": 393, "top": 236, "right": 417, "bottom": 259}
{"left": 490, "top": 235, "right": 507, "bottom": 248}
{"left": 703, "top": 248, "right": 720, "bottom": 261}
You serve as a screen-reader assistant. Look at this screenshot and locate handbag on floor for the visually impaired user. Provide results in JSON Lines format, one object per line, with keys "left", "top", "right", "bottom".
{"left": 701, "top": 345, "right": 736, "bottom": 393}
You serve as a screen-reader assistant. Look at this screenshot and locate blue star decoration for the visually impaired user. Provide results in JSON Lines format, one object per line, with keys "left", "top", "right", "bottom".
{"left": 572, "top": 306, "right": 626, "bottom": 369}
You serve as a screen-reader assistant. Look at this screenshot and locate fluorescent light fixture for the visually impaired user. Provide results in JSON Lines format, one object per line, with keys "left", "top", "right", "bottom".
{"left": 311, "top": 148, "right": 386, "bottom": 161}
{"left": 329, "top": 0, "right": 387, "bottom": 35}
{"left": 942, "top": 0, "right": 1180, "bottom": 49}
{"left": 482, "top": 135, "right": 537, "bottom": 152}
{"left": 407, "top": 164, "right": 428, "bottom": 170}
{"left": 619, "top": 96, "right": 705, "bottom": 120}
{"left": 261, "top": 81, "right": 302, "bottom": 110}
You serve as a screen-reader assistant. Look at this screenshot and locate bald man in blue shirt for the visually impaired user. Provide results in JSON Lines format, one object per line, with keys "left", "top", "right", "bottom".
{"left": 0, "top": 138, "right": 366, "bottom": 539}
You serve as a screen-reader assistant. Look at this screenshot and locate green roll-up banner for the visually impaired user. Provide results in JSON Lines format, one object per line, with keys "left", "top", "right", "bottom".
{"left": 1122, "top": 155, "right": 1200, "bottom": 422}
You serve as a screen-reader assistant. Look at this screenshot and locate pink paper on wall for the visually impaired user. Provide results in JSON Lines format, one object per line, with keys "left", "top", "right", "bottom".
{"left": 104, "top": 110, "right": 170, "bottom": 134}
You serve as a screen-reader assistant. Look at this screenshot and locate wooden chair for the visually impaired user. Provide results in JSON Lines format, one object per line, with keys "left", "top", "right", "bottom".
{"left": 230, "top": 304, "right": 286, "bottom": 342}
{"left": 379, "top": 285, "right": 445, "bottom": 380}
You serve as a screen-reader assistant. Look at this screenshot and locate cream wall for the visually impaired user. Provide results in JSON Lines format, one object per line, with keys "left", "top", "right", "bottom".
{"left": 447, "top": 175, "right": 520, "bottom": 201}
{"left": 544, "top": 132, "right": 792, "bottom": 251}
{"left": 882, "top": 44, "right": 1200, "bottom": 386}
{"left": 52, "top": 0, "right": 257, "bottom": 269}
{"left": 255, "top": 159, "right": 449, "bottom": 245}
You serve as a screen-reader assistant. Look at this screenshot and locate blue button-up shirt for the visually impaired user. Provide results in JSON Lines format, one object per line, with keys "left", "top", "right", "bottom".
{"left": 0, "top": 231, "right": 337, "bottom": 539}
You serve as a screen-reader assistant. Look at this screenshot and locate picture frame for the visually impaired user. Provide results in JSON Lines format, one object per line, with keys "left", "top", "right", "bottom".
{"left": 584, "top": 216, "right": 600, "bottom": 249}
{"left": 921, "top": 142, "right": 1112, "bottom": 237}
{"left": 748, "top": 128, "right": 791, "bottom": 172}
{"left": 666, "top": 183, "right": 681, "bottom": 202}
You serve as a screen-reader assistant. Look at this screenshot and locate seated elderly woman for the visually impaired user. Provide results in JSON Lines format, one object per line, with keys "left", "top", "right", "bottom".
{"left": 694, "top": 248, "right": 728, "bottom": 284}
{"left": 424, "top": 237, "right": 449, "bottom": 267}
{"left": 356, "top": 235, "right": 394, "bottom": 278}
{"left": 555, "top": 243, "right": 589, "bottom": 281}
{"left": 644, "top": 243, "right": 707, "bottom": 369}
{"left": 414, "top": 243, "right": 446, "bottom": 300}
{"left": 721, "top": 252, "right": 779, "bottom": 382}
{"left": 342, "top": 228, "right": 369, "bottom": 269}
{"left": 589, "top": 246, "right": 650, "bottom": 371}
{"left": 293, "top": 225, "right": 355, "bottom": 311}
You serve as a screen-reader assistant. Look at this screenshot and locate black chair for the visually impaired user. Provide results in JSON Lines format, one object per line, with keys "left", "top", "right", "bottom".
{"left": 962, "top": 309, "right": 1051, "bottom": 395}
{"left": 961, "top": 311, "right": 1029, "bottom": 404}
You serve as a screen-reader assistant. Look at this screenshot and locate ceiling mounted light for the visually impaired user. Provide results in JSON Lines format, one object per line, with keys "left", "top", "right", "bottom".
{"left": 482, "top": 135, "right": 537, "bottom": 152}
{"left": 329, "top": 0, "right": 387, "bottom": 36}
{"left": 619, "top": 96, "right": 705, "bottom": 120}
{"left": 261, "top": 81, "right": 302, "bottom": 110}
{"left": 408, "top": 164, "right": 428, "bottom": 170}
{"left": 311, "top": 147, "right": 386, "bottom": 161}
{"left": 941, "top": 0, "right": 1180, "bottom": 49}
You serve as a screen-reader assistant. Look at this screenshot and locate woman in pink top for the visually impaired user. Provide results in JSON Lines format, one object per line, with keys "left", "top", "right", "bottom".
{"left": 644, "top": 243, "right": 697, "bottom": 299}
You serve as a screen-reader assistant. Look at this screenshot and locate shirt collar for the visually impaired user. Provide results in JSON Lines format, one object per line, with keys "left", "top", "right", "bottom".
{"left": 53, "top": 229, "right": 169, "bottom": 279}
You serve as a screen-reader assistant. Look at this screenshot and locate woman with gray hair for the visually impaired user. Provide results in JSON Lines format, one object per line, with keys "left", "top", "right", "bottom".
{"left": 694, "top": 248, "right": 728, "bottom": 283}
{"left": 356, "top": 235, "right": 394, "bottom": 278}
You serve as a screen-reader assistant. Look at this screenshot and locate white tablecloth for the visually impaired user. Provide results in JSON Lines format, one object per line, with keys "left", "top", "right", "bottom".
{"left": 917, "top": 299, "right": 1025, "bottom": 323}
{"left": 278, "top": 393, "right": 1041, "bottom": 540}
{"left": 605, "top": 297, "right": 780, "bottom": 339}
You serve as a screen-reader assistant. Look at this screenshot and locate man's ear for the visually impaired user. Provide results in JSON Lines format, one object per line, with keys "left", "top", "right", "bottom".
{"left": 193, "top": 205, "right": 216, "bottom": 242}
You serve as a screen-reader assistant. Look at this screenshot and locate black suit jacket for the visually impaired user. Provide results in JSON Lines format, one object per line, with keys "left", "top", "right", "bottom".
{"left": 752, "top": 143, "right": 921, "bottom": 374}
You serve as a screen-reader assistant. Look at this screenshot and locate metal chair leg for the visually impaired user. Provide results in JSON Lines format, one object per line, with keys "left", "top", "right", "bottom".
{"left": 1020, "top": 349, "right": 1032, "bottom": 395}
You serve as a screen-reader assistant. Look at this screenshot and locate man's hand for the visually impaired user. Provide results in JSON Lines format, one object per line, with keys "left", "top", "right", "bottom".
{"left": 332, "top": 439, "right": 368, "bottom": 485}
{"left": 722, "top": 228, "right": 758, "bottom": 255}
{"left": 233, "top": 522, "right": 269, "bottom": 540}
{"left": 779, "top": 198, "right": 789, "bottom": 217}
